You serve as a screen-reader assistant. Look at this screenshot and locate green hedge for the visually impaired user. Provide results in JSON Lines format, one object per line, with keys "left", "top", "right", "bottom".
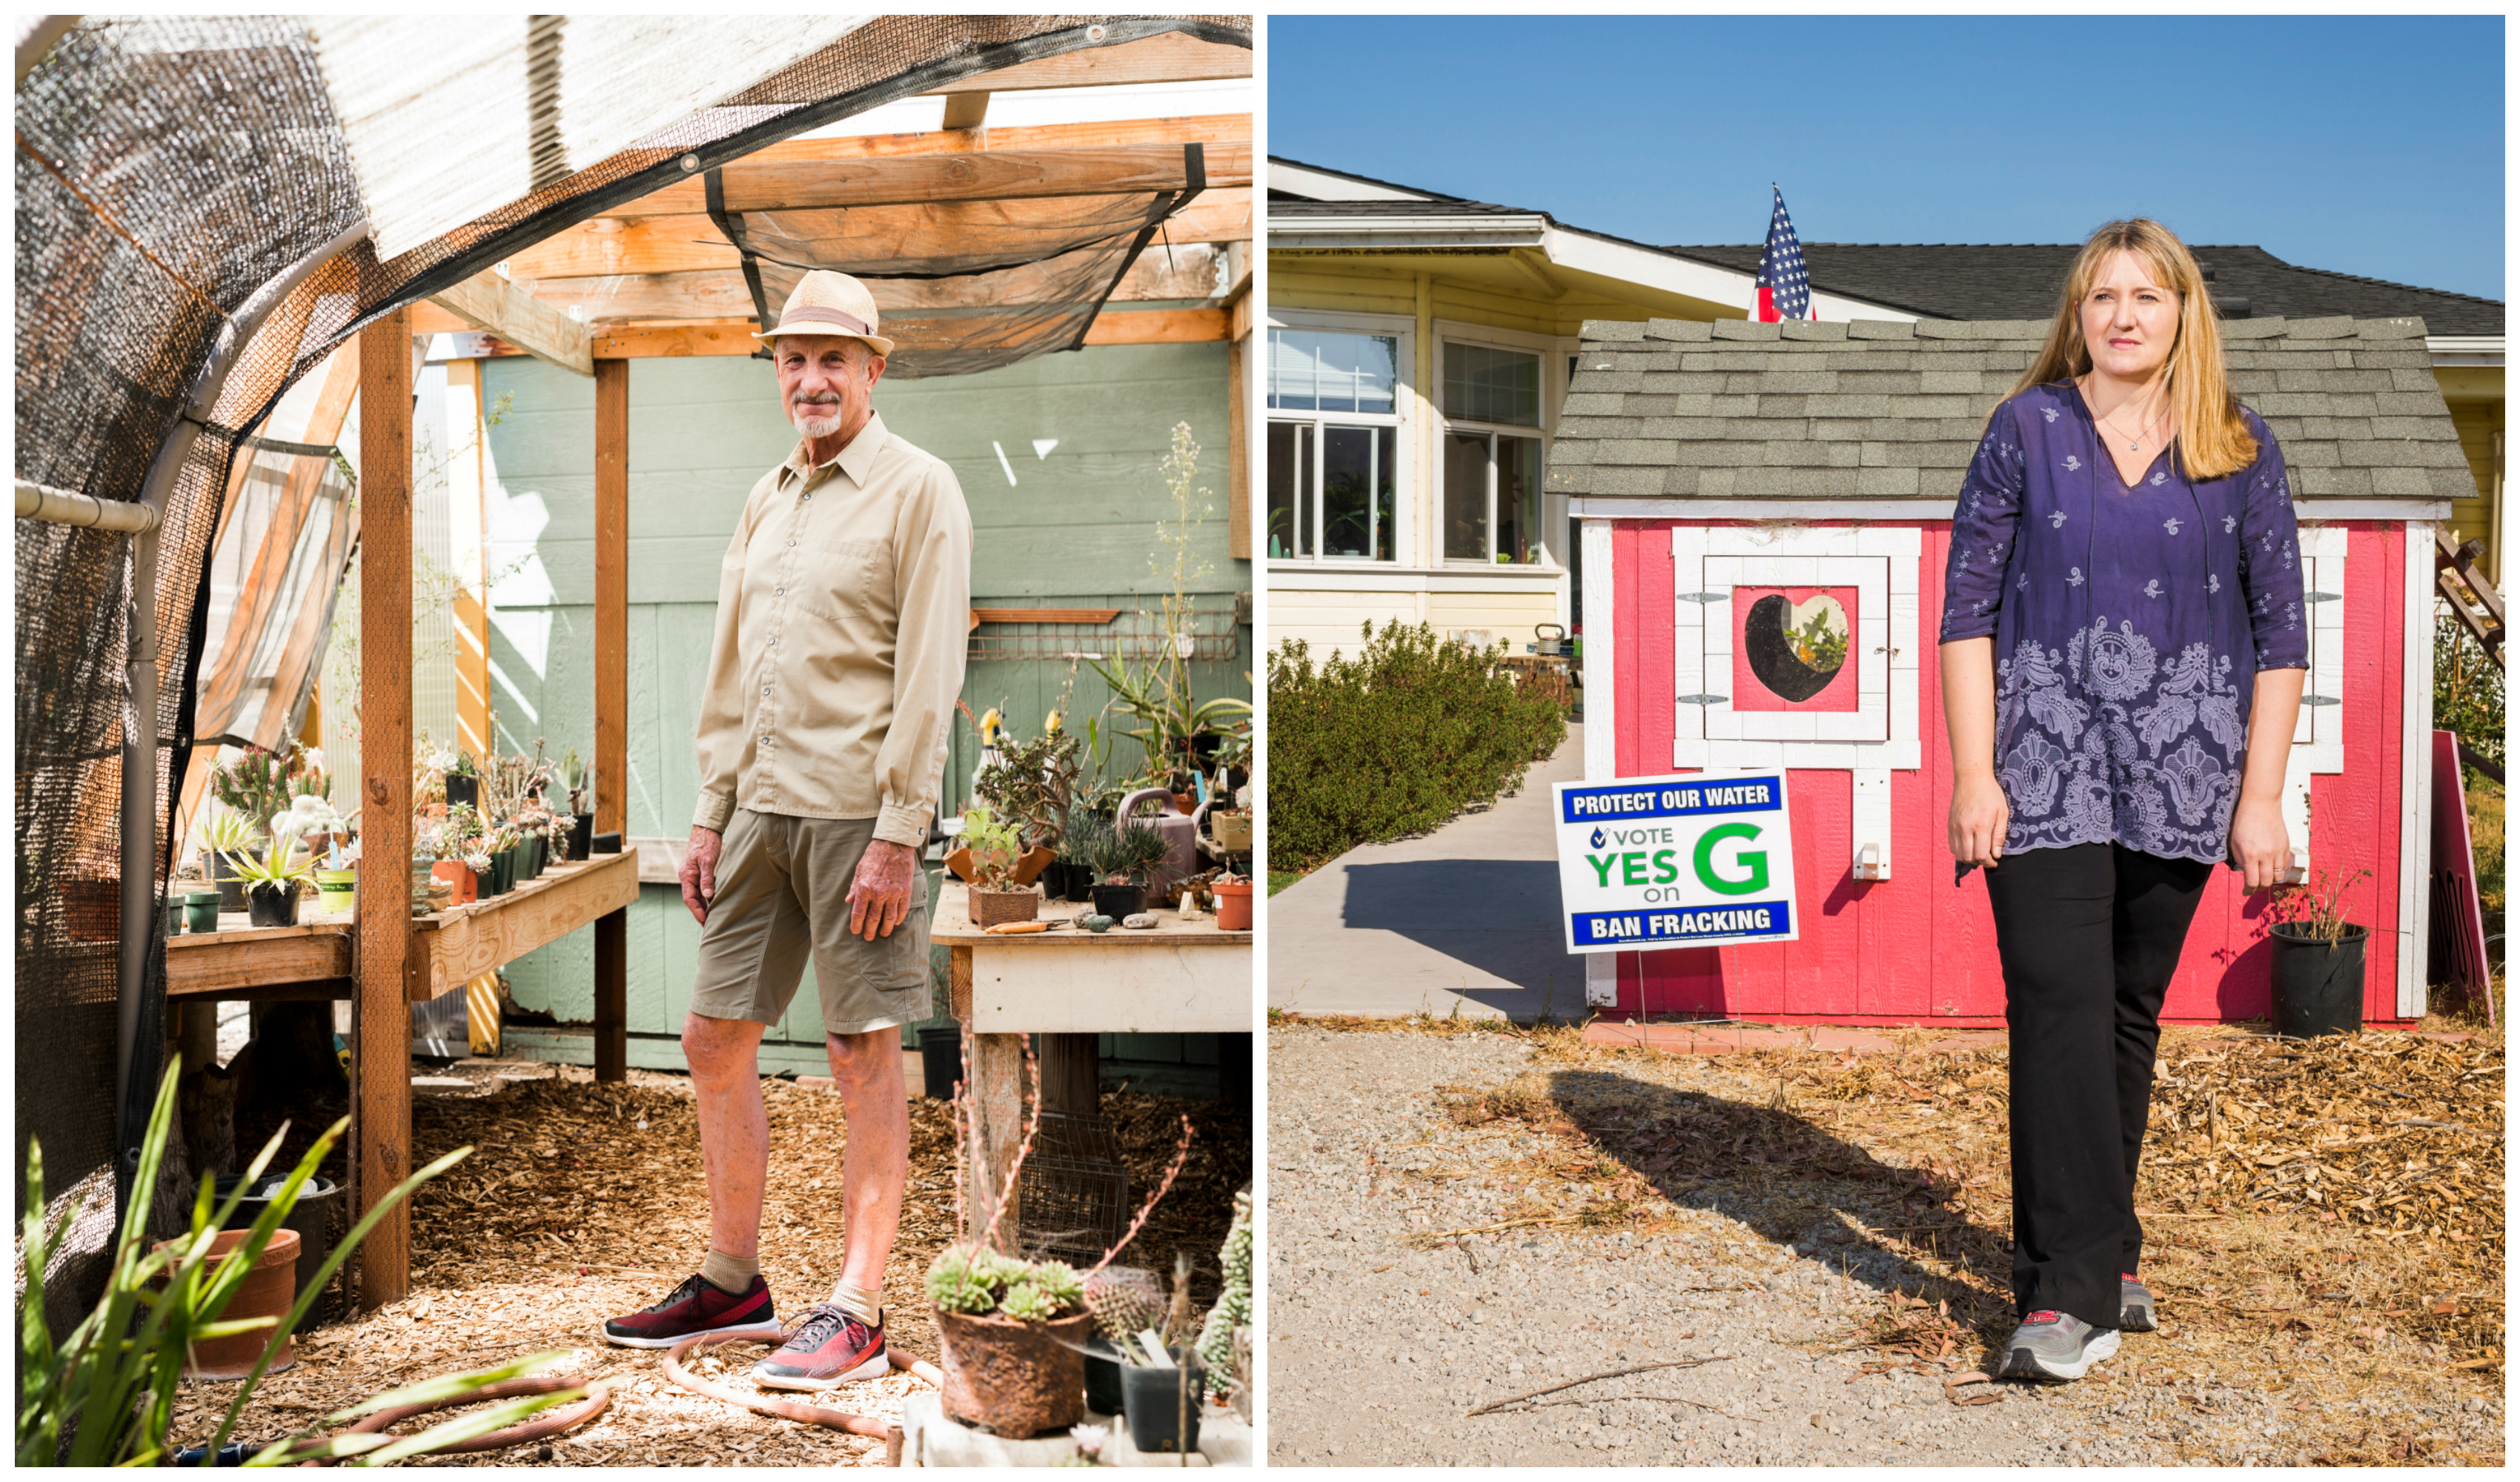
{"left": 1266, "top": 620, "right": 1568, "bottom": 869}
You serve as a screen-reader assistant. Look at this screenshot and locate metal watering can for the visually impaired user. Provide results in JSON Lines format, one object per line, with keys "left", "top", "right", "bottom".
{"left": 1117, "top": 787, "right": 1198, "bottom": 903}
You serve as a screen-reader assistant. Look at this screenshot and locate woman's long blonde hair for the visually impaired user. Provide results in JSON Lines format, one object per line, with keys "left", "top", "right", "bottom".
{"left": 2001, "top": 218, "right": 2257, "bottom": 479}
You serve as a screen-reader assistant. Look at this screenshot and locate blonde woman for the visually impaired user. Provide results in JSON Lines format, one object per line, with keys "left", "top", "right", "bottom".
{"left": 1938, "top": 219, "right": 2306, "bottom": 1381}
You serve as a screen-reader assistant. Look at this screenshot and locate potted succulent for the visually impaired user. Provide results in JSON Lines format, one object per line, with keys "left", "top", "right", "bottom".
{"left": 1084, "top": 814, "right": 1169, "bottom": 921}
{"left": 445, "top": 751, "right": 480, "bottom": 810}
{"left": 196, "top": 807, "right": 257, "bottom": 913}
{"left": 222, "top": 844, "right": 315, "bottom": 928}
{"left": 957, "top": 804, "right": 1040, "bottom": 928}
{"left": 926, "top": 1245, "right": 1095, "bottom": 1438}
{"left": 929, "top": 1040, "right": 1198, "bottom": 1441}
{"left": 972, "top": 716, "right": 1078, "bottom": 886}
{"left": 1047, "top": 812, "right": 1107, "bottom": 904}
{"left": 2266, "top": 865, "right": 2372, "bottom": 1037}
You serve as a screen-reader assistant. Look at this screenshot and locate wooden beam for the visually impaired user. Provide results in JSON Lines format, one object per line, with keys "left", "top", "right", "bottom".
{"left": 585, "top": 306, "right": 1231, "bottom": 360}
{"left": 429, "top": 270, "right": 594, "bottom": 377}
{"left": 929, "top": 33, "right": 1249, "bottom": 93}
{"left": 507, "top": 194, "right": 1248, "bottom": 284}
{"left": 941, "top": 90, "right": 989, "bottom": 131}
{"left": 611, "top": 142, "right": 1251, "bottom": 219}
{"left": 408, "top": 854, "right": 641, "bottom": 1000}
{"left": 593, "top": 358, "right": 629, "bottom": 1084}
{"left": 631, "top": 113, "right": 1253, "bottom": 180}
{"left": 355, "top": 306, "right": 415, "bottom": 1311}
{"left": 1083, "top": 308, "right": 1230, "bottom": 346}
{"left": 504, "top": 242, "right": 1233, "bottom": 328}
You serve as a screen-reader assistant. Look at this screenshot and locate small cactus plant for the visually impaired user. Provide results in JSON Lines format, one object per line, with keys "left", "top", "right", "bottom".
{"left": 1196, "top": 1188, "right": 1252, "bottom": 1375}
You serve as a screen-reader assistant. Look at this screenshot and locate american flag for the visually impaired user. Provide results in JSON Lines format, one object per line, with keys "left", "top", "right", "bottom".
{"left": 1757, "top": 185, "right": 1811, "bottom": 323}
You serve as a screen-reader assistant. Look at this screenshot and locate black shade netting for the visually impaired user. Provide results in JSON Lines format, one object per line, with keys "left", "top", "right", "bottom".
{"left": 743, "top": 186, "right": 1193, "bottom": 377}
{"left": 16, "top": 11, "right": 1244, "bottom": 1324}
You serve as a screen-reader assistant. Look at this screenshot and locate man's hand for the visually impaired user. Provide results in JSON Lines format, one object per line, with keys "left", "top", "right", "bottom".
{"left": 680, "top": 825, "right": 723, "bottom": 924}
{"left": 847, "top": 838, "right": 918, "bottom": 941}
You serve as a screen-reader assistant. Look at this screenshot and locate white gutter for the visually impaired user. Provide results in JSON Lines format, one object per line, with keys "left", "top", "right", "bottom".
{"left": 1270, "top": 209, "right": 1921, "bottom": 323}
{"left": 2427, "top": 335, "right": 2503, "bottom": 368}
{"left": 1270, "top": 212, "right": 1548, "bottom": 252}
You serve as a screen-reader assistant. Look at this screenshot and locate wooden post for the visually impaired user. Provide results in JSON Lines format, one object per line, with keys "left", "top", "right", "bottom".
{"left": 592, "top": 358, "right": 629, "bottom": 1083}
{"left": 947, "top": 946, "right": 1025, "bottom": 1250}
{"left": 355, "top": 308, "right": 415, "bottom": 1309}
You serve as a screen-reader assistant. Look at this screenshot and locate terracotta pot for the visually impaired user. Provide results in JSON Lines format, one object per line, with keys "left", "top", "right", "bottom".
{"left": 969, "top": 885, "right": 1041, "bottom": 929}
{"left": 1012, "top": 845, "right": 1057, "bottom": 886}
{"left": 430, "top": 860, "right": 477, "bottom": 906}
{"left": 933, "top": 1306, "right": 1092, "bottom": 1438}
{"left": 943, "top": 845, "right": 975, "bottom": 883}
{"left": 152, "top": 1226, "right": 299, "bottom": 1380}
{"left": 1213, "top": 880, "right": 1253, "bottom": 931}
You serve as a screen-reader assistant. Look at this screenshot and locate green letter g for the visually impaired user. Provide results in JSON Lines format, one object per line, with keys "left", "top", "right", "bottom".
{"left": 1693, "top": 823, "right": 1768, "bottom": 896}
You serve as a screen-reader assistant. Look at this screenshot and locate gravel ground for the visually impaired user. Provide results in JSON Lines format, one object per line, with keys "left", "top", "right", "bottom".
{"left": 1265, "top": 1026, "right": 2502, "bottom": 1467}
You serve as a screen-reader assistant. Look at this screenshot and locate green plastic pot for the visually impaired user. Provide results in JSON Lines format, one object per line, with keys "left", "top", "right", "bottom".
{"left": 490, "top": 849, "right": 515, "bottom": 896}
{"left": 182, "top": 891, "right": 222, "bottom": 934}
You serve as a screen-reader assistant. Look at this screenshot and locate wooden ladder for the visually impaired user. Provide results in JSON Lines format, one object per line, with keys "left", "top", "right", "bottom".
{"left": 2434, "top": 528, "right": 2504, "bottom": 783}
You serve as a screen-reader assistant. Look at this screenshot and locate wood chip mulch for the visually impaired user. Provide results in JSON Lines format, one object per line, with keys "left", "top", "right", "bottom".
{"left": 1313, "top": 1010, "right": 2503, "bottom": 1466}
{"left": 169, "top": 1064, "right": 1247, "bottom": 1466}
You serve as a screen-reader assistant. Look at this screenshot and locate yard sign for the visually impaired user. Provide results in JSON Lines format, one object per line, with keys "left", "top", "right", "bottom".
{"left": 1554, "top": 770, "right": 1799, "bottom": 954}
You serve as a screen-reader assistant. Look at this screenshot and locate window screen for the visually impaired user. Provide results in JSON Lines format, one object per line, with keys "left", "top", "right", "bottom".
{"left": 1445, "top": 342, "right": 1539, "bottom": 427}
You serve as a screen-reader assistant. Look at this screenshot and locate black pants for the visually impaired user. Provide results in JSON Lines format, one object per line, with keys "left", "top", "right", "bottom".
{"left": 1984, "top": 842, "right": 2212, "bottom": 1329}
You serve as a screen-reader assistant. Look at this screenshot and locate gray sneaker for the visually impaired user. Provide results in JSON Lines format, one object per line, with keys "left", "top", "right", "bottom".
{"left": 2000, "top": 1309, "right": 2121, "bottom": 1381}
{"left": 2121, "top": 1274, "right": 2157, "bottom": 1332}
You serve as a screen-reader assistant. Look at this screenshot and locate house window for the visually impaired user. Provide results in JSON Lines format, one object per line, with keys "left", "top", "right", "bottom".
{"left": 1442, "top": 341, "right": 1546, "bottom": 565}
{"left": 1267, "top": 328, "right": 1400, "bottom": 562}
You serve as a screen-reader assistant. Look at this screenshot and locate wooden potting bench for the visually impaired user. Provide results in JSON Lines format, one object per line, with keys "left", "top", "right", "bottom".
{"left": 932, "top": 883, "right": 1250, "bottom": 1250}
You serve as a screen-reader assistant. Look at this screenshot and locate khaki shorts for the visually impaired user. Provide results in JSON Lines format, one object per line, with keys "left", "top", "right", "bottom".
{"left": 690, "top": 810, "right": 932, "bottom": 1035}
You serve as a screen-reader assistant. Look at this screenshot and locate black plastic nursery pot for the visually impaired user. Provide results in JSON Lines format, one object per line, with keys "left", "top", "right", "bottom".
{"left": 445, "top": 773, "right": 479, "bottom": 808}
{"left": 1090, "top": 883, "right": 1145, "bottom": 920}
{"left": 2270, "top": 923, "right": 2367, "bottom": 1037}
{"left": 1119, "top": 1350, "right": 1206, "bottom": 1455}
{"left": 202, "top": 851, "right": 248, "bottom": 913}
{"left": 919, "top": 1024, "right": 965, "bottom": 1100}
{"left": 1084, "top": 1337, "right": 1125, "bottom": 1415}
{"left": 245, "top": 884, "right": 300, "bottom": 928}
{"left": 569, "top": 815, "right": 594, "bottom": 861}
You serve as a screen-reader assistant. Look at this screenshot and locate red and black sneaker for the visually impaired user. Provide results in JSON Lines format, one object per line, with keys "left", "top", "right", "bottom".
{"left": 601, "top": 1272, "right": 783, "bottom": 1349}
{"left": 750, "top": 1303, "right": 888, "bottom": 1390}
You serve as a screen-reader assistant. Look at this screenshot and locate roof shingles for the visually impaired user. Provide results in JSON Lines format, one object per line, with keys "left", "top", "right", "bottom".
{"left": 1552, "top": 317, "right": 2476, "bottom": 508}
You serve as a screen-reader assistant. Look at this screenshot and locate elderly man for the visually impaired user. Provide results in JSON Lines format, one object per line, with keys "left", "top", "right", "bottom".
{"left": 601, "top": 271, "right": 971, "bottom": 1392}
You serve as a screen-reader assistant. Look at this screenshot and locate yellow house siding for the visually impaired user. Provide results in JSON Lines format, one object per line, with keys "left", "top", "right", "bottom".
{"left": 1267, "top": 262, "right": 1419, "bottom": 319}
{"left": 1266, "top": 585, "right": 1419, "bottom": 655}
{"left": 1426, "top": 588, "right": 1562, "bottom": 648}
{"left": 2442, "top": 391, "right": 2503, "bottom": 582}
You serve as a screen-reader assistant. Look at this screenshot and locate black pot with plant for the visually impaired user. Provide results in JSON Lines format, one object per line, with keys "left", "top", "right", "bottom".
{"left": 1077, "top": 811, "right": 1166, "bottom": 920}
{"left": 2267, "top": 867, "right": 2370, "bottom": 1037}
{"left": 1118, "top": 1350, "right": 1206, "bottom": 1455}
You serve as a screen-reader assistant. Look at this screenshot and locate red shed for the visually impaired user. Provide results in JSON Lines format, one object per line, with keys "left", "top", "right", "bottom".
{"left": 1554, "top": 315, "right": 2470, "bottom": 1026}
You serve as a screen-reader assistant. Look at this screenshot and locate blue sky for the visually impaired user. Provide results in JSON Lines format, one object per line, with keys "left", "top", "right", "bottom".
{"left": 1270, "top": 16, "right": 2504, "bottom": 302}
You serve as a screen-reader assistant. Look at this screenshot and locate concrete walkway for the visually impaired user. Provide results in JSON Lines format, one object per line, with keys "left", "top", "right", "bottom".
{"left": 1267, "top": 728, "right": 1585, "bottom": 1022}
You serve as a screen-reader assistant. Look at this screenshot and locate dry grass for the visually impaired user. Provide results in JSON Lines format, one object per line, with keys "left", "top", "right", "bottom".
{"left": 1308, "top": 1015, "right": 2504, "bottom": 1466}
{"left": 170, "top": 1063, "right": 1245, "bottom": 1466}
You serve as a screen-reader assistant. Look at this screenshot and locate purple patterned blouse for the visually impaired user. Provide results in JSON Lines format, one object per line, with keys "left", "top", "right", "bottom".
{"left": 1938, "top": 382, "right": 2308, "bottom": 865}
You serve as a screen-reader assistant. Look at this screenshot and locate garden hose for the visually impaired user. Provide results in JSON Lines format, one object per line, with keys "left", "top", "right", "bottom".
{"left": 660, "top": 1329, "right": 941, "bottom": 1441}
{"left": 296, "top": 1374, "right": 611, "bottom": 1465}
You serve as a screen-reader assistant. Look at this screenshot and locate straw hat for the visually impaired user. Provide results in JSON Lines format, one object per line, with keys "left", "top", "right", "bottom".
{"left": 752, "top": 270, "right": 895, "bottom": 357}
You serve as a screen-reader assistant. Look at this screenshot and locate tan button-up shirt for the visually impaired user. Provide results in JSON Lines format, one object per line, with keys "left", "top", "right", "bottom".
{"left": 692, "top": 411, "right": 972, "bottom": 848}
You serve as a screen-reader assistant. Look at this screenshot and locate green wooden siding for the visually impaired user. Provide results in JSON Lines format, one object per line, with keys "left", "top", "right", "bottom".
{"left": 472, "top": 345, "right": 1249, "bottom": 1063}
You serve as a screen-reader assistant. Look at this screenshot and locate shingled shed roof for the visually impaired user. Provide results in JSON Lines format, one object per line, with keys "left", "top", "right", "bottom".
{"left": 1659, "top": 243, "right": 2504, "bottom": 337}
{"left": 1549, "top": 316, "right": 2478, "bottom": 508}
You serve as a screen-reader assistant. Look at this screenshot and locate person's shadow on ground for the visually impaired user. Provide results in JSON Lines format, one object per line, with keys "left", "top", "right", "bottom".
{"left": 1502, "top": 1067, "right": 2018, "bottom": 1354}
